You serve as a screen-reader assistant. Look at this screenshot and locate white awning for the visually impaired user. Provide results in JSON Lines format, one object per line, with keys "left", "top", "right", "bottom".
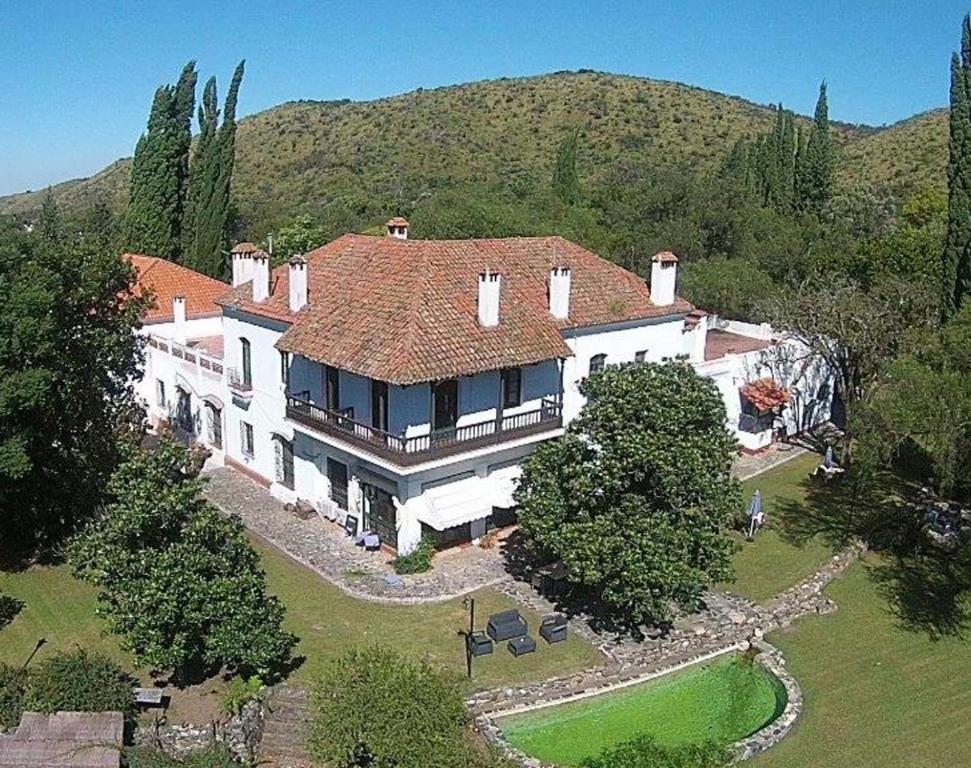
{"left": 418, "top": 475, "right": 492, "bottom": 531}
{"left": 489, "top": 465, "right": 523, "bottom": 509}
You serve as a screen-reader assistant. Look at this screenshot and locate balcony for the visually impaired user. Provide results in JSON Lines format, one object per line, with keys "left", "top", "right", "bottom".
{"left": 285, "top": 394, "right": 563, "bottom": 466}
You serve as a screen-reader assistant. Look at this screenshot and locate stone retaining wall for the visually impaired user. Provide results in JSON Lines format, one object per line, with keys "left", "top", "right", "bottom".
{"left": 135, "top": 699, "right": 264, "bottom": 761}
{"left": 732, "top": 640, "right": 803, "bottom": 762}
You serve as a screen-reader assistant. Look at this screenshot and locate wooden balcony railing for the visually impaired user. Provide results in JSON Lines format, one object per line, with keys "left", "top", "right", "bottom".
{"left": 285, "top": 394, "right": 563, "bottom": 465}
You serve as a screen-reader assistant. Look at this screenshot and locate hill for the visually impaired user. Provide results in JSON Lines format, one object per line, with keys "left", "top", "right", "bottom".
{"left": 0, "top": 71, "right": 947, "bottom": 232}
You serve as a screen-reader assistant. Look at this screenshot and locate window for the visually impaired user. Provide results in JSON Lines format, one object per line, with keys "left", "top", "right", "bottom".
{"left": 634, "top": 350, "right": 647, "bottom": 364}
{"left": 273, "top": 436, "right": 294, "bottom": 489}
{"left": 241, "top": 421, "right": 255, "bottom": 457}
{"left": 325, "top": 365, "right": 340, "bottom": 411}
{"left": 155, "top": 380, "right": 166, "bottom": 409}
{"left": 175, "top": 387, "right": 192, "bottom": 433}
{"left": 279, "top": 351, "right": 290, "bottom": 388}
{"left": 371, "top": 379, "right": 389, "bottom": 432}
{"left": 327, "top": 459, "right": 349, "bottom": 510}
{"left": 432, "top": 379, "right": 458, "bottom": 431}
{"left": 206, "top": 403, "right": 222, "bottom": 449}
{"left": 240, "top": 339, "right": 252, "bottom": 387}
{"left": 501, "top": 367, "right": 522, "bottom": 409}
{"left": 589, "top": 354, "right": 606, "bottom": 375}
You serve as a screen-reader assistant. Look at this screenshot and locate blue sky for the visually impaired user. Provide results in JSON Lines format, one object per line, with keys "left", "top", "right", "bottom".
{"left": 1, "top": 0, "right": 967, "bottom": 195}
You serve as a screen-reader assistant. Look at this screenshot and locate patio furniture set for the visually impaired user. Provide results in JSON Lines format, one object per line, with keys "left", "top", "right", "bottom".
{"left": 468, "top": 609, "right": 568, "bottom": 658}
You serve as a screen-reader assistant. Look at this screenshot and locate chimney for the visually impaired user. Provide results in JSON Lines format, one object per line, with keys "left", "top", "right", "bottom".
{"left": 477, "top": 270, "right": 501, "bottom": 327}
{"left": 252, "top": 252, "right": 270, "bottom": 302}
{"left": 288, "top": 254, "right": 308, "bottom": 312}
{"left": 650, "top": 251, "right": 678, "bottom": 307}
{"left": 386, "top": 217, "right": 409, "bottom": 240}
{"left": 172, "top": 295, "right": 187, "bottom": 344}
{"left": 549, "top": 266, "right": 571, "bottom": 319}
{"left": 231, "top": 251, "right": 245, "bottom": 287}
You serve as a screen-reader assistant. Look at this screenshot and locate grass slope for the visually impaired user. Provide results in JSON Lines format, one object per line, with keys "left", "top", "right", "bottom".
{"left": 0, "top": 537, "right": 601, "bottom": 693}
{"left": 729, "top": 452, "right": 836, "bottom": 602}
{"left": 0, "top": 71, "right": 877, "bottom": 230}
{"left": 500, "top": 656, "right": 785, "bottom": 766}
{"left": 754, "top": 560, "right": 971, "bottom": 768}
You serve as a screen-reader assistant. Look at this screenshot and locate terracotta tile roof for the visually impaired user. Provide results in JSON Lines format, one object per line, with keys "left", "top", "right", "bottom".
{"left": 653, "top": 250, "right": 679, "bottom": 263}
{"left": 740, "top": 378, "right": 790, "bottom": 412}
{"left": 704, "top": 330, "right": 773, "bottom": 361}
{"left": 126, "top": 254, "right": 228, "bottom": 323}
{"left": 230, "top": 241, "right": 263, "bottom": 254}
{"left": 386, "top": 217, "right": 410, "bottom": 227}
{"left": 218, "top": 234, "right": 693, "bottom": 385}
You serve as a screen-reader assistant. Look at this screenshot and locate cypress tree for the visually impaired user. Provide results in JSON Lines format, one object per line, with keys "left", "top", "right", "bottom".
{"left": 552, "top": 128, "right": 581, "bottom": 205}
{"left": 943, "top": 15, "right": 971, "bottom": 318}
{"left": 800, "top": 82, "right": 833, "bottom": 213}
{"left": 125, "top": 62, "right": 197, "bottom": 261}
{"left": 184, "top": 61, "right": 245, "bottom": 278}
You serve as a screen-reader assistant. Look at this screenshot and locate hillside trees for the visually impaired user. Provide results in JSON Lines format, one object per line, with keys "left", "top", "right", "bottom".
{"left": 800, "top": 82, "right": 834, "bottom": 213}
{"left": 943, "top": 14, "right": 971, "bottom": 318}
{"left": 68, "top": 437, "right": 296, "bottom": 683}
{"left": 552, "top": 127, "right": 582, "bottom": 205}
{"left": 0, "top": 200, "right": 145, "bottom": 553}
{"left": 516, "top": 363, "right": 740, "bottom": 625}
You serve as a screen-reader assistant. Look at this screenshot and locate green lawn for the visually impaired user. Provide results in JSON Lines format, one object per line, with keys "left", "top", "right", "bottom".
{"left": 753, "top": 559, "right": 971, "bottom": 768}
{"left": 728, "top": 452, "right": 836, "bottom": 602}
{"left": 0, "top": 537, "right": 601, "bottom": 695}
{"left": 499, "top": 655, "right": 785, "bottom": 766}
{"left": 253, "top": 536, "right": 602, "bottom": 688}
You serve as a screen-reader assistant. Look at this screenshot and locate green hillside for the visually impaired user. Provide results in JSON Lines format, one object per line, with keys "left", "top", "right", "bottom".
{"left": 0, "top": 71, "right": 946, "bottom": 232}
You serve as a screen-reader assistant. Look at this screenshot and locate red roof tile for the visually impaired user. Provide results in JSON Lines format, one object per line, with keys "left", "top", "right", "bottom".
{"left": 653, "top": 250, "right": 679, "bottom": 263}
{"left": 230, "top": 241, "right": 263, "bottom": 254}
{"left": 386, "top": 217, "right": 410, "bottom": 227}
{"left": 126, "top": 254, "right": 228, "bottom": 323}
{"left": 218, "top": 234, "right": 693, "bottom": 385}
{"left": 741, "top": 378, "right": 790, "bottom": 412}
{"left": 703, "top": 330, "right": 773, "bottom": 361}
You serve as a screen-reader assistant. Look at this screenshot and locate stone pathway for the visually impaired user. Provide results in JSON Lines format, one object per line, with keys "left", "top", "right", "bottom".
{"left": 734, "top": 442, "right": 808, "bottom": 481}
{"left": 203, "top": 467, "right": 509, "bottom": 604}
{"left": 259, "top": 685, "right": 313, "bottom": 768}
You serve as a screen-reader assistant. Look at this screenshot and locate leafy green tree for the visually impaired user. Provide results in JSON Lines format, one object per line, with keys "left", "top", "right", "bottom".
{"left": 552, "top": 127, "right": 582, "bottom": 205}
{"left": 680, "top": 256, "right": 777, "bottom": 321}
{"left": 799, "top": 82, "right": 833, "bottom": 213}
{"left": 856, "top": 303, "right": 971, "bottom": 498}
{"left": 184, "top": 62, "right": 246, "bottom": 277}
{"left": 126, "top": 62, "right": 198, "bottom": 261}
{"left": 268, "top": 214, "right": 331, "bottom": 266}
{"left": 516, "top": 363, "right": 740, "bottom": 625}
{"left": 24, "top": 649, "right": 135, "bottom": 718}
{"left": 69, "top": 438, "right": 296, "bottom": 683}
{"left": 944, "top": 15, "right": 971, "bottom": 318}
{"left": 0, "top": 201, "right": 145, "bottom": 552}
{"left": 309, "top": 646, "right": 493, "bottom": 768}
{"left": 580, "top": 735, "right": 730, "bottom": 768}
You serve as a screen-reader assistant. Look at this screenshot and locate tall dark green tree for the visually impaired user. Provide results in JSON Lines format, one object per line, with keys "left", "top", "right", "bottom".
{"left": 799, "top": 81, "right": 833, "bottom": 213}
{"left": 125, "top": 62, "right": 197, "bottom": 261}
{"left": 552, "top": 127, "right": 581, "bottom": 205}
{"left": 184, "top": 61, "right": 245, "bottom": 278}
{"left": 943, "top": 15, "right": 971, "bottom": 319}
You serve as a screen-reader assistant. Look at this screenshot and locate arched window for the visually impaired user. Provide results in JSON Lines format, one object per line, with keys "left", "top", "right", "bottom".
{"left": 240, "top": 338, "right": 252, "bottom": 387}
{"left": 589, "top": 354, "right": 606, "bottom": 375}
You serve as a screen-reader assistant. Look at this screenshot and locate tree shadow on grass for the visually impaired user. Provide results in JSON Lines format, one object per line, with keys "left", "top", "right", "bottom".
{"left": 774, "top": 469, "right": 971, "bottom": 638}
{"left": 0, "top": 593, "right": 25, "bottom": 630}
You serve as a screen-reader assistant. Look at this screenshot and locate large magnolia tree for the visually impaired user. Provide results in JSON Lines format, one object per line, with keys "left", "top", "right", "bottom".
{"left": 516, "top": 362, "right": 740, "bottom": 625}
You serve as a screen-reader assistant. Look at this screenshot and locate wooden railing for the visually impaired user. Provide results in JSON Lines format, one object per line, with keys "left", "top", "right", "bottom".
{"left": 285, "top": 395, "right": 563, "bottom": 465}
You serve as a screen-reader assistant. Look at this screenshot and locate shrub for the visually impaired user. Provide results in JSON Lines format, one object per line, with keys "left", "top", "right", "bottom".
{"left": 0, "top": 593, "right": 23, "bottom": 630}
{"left": 222, "top": 675, "right": 263, "bottom": 716}
{"left": 0, "top": 664, "right": 26, "bottom": 731}
{"left": 393, "top": 536, "right": 436, "bottom": 575}
{"left": 24, "top": 649, "right": 135, "bottom": 718}
{"left": 124, "top": 743, "right": 241, "bottom": 767}
{"left": 580, "top": 735, "right": 731, "bottom": 768}
{"left": 309, "top": 646, "right": 486, "bottom": 768}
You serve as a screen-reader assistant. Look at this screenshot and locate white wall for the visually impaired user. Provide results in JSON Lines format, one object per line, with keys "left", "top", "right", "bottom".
{"left": 222, "top": 309, "right": 294, "bottom": 500}
{"left": 561, "top": 315, "right": 687, "bottom": 422}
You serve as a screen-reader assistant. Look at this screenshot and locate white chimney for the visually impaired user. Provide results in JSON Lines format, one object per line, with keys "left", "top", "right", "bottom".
{"left": 386, "top": 217, "right": 409, "bottom": 240}
{"left": 549, "top": 266, "right": 572, "bottom": 319}
{"left": 252, "top": 252, "right": 270, "bottom": 302}
{"left": 477, "top": 270, "right": 501, "bottom": 327}
{"left": 231, "top": 251, "right": 244, "bottom": 287}
{"left": 172, "top": 295, "right": 187, "bottom": 344}
{"left": 650, "top": 251, "right": 678, "bottom": 307}
{"left": 288, "top": 254, "right": 308, "bottom": 312}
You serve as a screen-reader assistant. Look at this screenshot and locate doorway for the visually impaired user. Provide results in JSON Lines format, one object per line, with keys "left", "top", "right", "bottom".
{"left": 361, "top": 482, "right": 397, "bottom": 548}
{"left": 432, "top": 379, "right": 458, "bottom": 432}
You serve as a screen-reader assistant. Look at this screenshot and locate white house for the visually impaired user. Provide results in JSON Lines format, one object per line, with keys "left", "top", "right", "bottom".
{"left": 128, "top": 254, "right": 229, "bottom": 461}
{"left": 129, "top": 222, "right": 833, "bottom": 554}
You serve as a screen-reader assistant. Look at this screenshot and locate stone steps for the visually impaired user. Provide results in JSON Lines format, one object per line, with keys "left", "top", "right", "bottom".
{"left": 258, "top": 685, "right": 314, "bottom": 768}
